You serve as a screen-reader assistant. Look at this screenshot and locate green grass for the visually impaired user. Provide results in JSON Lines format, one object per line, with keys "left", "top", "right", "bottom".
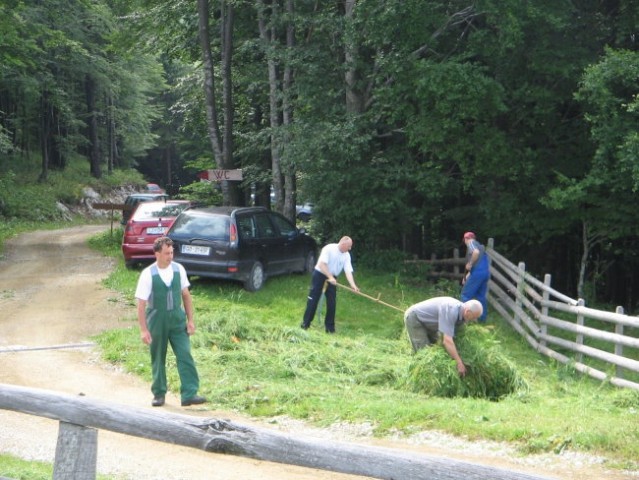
{"left": 0, "top": 155, "right": 146, "bottom": 256}
{"left": 85, "top": 229, "right": 639, "bottom": 472}
{"left": 0, "top": 454, "right": 113, "bottom": 480}
{"left": 0, "top": 454, "right": 53, "bottom": 480}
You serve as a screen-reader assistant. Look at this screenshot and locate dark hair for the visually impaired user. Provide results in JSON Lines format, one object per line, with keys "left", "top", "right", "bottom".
{"left": 153, "top": 236, "right": 173, "bottom": 252}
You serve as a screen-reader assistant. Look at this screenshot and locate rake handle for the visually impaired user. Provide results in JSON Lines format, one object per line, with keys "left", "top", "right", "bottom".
{"left": 335, "top": 282, "right": 404, "bottom": 312}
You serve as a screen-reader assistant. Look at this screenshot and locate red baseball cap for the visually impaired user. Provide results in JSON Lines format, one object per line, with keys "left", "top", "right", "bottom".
{"left": 463, "top": 231, "right": 476, "bottom": 240}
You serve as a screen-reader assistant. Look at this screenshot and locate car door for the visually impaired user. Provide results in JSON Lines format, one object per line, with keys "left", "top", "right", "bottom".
{"left": 251, "top": 212, "right": 288, "bottom": 274}
{"left": 267, "top": 212, "right": 305, "bottom": 272}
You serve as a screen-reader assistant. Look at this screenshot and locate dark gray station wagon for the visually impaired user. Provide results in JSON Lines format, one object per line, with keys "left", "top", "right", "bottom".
{"left": 167, "top": 206, "right": 317, "bottom": 291}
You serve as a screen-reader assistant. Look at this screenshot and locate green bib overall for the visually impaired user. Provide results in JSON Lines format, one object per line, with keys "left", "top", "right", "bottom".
{"left": 147, "top": 263, "right": 199, "bottom": 401}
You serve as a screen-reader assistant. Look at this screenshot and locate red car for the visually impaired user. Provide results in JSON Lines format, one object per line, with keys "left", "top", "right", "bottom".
{"left": 122, "top": 200, "right": 192, "bottom": 267}
{"left": 145, "top": 183, "right": 165, "bottom": 193}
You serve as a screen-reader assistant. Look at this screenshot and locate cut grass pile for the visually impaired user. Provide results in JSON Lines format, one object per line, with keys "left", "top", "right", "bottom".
{"left": 404, "top": 325, "right": 528, "bottom": 399}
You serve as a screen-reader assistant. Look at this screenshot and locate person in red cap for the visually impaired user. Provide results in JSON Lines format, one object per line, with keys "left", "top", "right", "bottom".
{"left": 461, "top": 232, "right": 490, "bottom": 322}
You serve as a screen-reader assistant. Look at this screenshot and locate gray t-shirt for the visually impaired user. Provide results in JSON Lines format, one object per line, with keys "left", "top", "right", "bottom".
{"left": 405, "top": 296, "right": 463, "bottom": 337}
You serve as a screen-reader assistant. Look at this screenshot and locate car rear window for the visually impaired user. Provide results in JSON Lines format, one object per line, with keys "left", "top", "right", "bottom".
{"left": 133, "top": 203, "right": 188, "bottom": 220}
{"left": 170, "top": 212, "right": 230, "bottom": 241}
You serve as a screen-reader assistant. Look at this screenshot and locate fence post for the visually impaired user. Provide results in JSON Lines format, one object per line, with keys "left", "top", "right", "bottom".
{"left": 615, "top": 306, "right": 625, "bottom": 379}
{"left": 575, "top": 299, "right": 585, "bottom": 364}
{"left": 453, "top": 248, "right": 460, "bottom": 277}
{"left": 515, "top": 262, "right": 526, "bottom": 328}
{"left": 540, "top": 274, "right": 551, "bottom": 347}
{"left": 53, "top": 421, "right": 98, "bottom": 480}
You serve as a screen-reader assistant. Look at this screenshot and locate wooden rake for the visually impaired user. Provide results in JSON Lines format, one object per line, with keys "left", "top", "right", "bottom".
{"left": 335, "top": 282, "right": 404, "bottom": 313}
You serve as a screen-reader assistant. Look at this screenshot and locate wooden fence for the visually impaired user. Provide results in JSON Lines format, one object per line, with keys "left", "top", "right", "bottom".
{"left": 0, "top": 384, "right": 550, "bottom": 480}
{"left": 415, "top": 238, "right": 639, "bottom": 391}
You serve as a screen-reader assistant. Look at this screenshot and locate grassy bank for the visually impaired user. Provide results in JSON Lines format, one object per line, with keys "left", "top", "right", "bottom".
{"left": 89, "top": 229, "right": 639, "bottom": 472}
{"left": 0, "top": 155, "right": 146, "bottom": 255}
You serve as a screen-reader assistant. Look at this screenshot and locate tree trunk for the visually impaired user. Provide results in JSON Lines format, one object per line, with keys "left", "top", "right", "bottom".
{"left": 258, "top": 0, "right": 284, "bottom": 213}
{"left": 107, "top": 91, "right": 115, "bottom": 173}
{"left": 85, "top": 74, "right": 101, "bottom": 179}
{"left": 39, "top": 91, "right": 50, "bottom": 182}
{"left": 220, "top": 1, "right": 239, "bottom": 205}
{"left": 578, "top": 220, "right": 605, "bottom": 302}
{"left": 343, "top": 0, "right": 363, "bottom": 114}
{"left": 281, "top": 0, "right": 296, "bottom": 221}
{"left": 197, "top": 0, "right": 226, "bottom": 199}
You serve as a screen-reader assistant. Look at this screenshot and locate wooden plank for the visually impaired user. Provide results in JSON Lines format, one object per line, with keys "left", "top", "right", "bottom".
{"left": 53, "top": 422, "right": 97, "bottom": 480}
{"left": 0, "top": 384, "right": 552, "bottom": 480}
{"left": 543, "top": 300, "right": 639, "bottom": 328}
{"left": 540, "top": 315, "right": 639, "bottom": 349}
{"left": 539, "top": 332, "right": 639, "bottom": 372}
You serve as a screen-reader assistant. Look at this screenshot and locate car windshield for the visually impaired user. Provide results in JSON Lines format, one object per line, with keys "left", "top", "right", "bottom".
{"left": 133, "top": 203, "right": 188, "bottom": 220}
{"left": 170, "top": 212, "right": 230, "bottom": 241}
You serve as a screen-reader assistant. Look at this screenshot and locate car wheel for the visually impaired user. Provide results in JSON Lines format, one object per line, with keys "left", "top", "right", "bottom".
{"left": 125, "top": 259, "right": 136, "bottom": 269}
{"left": 303, "top": 250, "right": 316, "bottom": 274}
{"left": 244, "top": 261, "right": 265, "bottom": 291}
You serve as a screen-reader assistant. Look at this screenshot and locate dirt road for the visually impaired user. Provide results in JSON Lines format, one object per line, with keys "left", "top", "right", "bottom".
{"left": 0, "top": 226, "right": 632, "bottom": 479}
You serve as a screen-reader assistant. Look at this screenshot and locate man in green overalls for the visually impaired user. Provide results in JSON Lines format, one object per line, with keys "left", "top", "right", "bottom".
{"left": 135, "top": 237, "right": 206, "bottom": 407}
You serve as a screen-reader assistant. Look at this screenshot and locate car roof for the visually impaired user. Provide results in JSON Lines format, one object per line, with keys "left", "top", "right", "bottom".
{"left": 131, "top": 200, "right": 191, "bottom": 219}
{"left": 135, "top": 199, "right": 190, "bottom": 209}
{"left": 126, "top": 193, "right": 168, "bottom": 200}
{"left": 186, "top": 206, "right": 268, "bottom": 216}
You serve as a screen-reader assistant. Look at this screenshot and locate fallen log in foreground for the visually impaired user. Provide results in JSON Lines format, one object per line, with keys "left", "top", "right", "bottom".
{"left": 0, "top": 384, "right": 552, "bottom": 480}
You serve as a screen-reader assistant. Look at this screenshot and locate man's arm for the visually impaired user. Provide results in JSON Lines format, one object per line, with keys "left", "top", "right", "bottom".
{"left": 317, "top": 261, "right": 336, "bottom": 284}
{"left": 344, "top": 271, "right": 359, "bottom": 292}
{"left": 442, "top": 334, "right": 466, "bottom": 376}
{"left": 466, "top": 248, "right": 481, "bottom": 272}
{"left": 137, "top": 299, "right": 152, "bottom": 345}
{"left": 182, "top": 288, "right": 195, "bottom": 335}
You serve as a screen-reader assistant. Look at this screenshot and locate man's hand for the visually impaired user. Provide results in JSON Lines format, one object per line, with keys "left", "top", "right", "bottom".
{"left": 442, "top": 334, "right": 466, "bottom": 377}
{"left": 140, "top": 329, "right": 152, "bottom": 345}
{"left": 186, "top": 319, "right": 196, "bottom": 335}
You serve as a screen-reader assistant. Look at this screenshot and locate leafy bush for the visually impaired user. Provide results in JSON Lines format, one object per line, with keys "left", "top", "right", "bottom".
{"left": 358, "top": 248, "right": 409, "bottom": 271}
{"left": 177, "top": 180, "right": 223, "bottom": 205}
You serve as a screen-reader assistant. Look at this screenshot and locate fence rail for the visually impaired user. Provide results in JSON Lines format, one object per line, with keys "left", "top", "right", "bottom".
{"left": 0, "top": 384, "right": 550, "bottom": 480}
{"left": 415, "top": 239, "right": 639, "bottom": 391}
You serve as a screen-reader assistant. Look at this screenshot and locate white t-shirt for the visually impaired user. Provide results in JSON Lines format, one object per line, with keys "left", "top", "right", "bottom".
{"left": 316, "top": 243, "right": 353, "bottom": 277}
{"left": 135, "top": 262, "right": 190, "bottom": 301}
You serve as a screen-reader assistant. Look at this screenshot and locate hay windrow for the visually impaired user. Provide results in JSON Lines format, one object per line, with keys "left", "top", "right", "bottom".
{"left": 402, "top": 325, "right": 528, "bottom": 400}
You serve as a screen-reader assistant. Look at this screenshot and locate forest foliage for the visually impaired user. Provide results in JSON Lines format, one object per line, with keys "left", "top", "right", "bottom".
{"left": 1, "top": 0, "right": 639, "bottom": 309}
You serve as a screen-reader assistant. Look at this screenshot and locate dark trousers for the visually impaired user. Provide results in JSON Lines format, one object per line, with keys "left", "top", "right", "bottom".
{"left": 302, "top": 270, "right": 337, "bottom": 332}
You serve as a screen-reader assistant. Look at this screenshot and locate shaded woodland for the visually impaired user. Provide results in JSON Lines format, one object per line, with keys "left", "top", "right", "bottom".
{"left": 1, "top": 0, "right": 639, "bottom": 309}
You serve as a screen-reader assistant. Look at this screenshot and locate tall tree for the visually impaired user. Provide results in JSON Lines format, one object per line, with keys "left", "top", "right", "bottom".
{"left": 197, "top": 0, "right": 239, "bottom": 205}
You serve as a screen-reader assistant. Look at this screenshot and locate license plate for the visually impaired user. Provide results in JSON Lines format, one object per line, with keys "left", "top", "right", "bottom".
{"left": 182, "top": 245, "right": 211, "bottom": 256}
{"left": 147, "top": 227, "right": 166, "bottom": 235}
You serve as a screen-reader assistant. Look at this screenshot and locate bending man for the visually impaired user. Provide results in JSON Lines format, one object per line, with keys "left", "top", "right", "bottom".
{"left": 404, "top": 297, "right": 483, "bottom": 376}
